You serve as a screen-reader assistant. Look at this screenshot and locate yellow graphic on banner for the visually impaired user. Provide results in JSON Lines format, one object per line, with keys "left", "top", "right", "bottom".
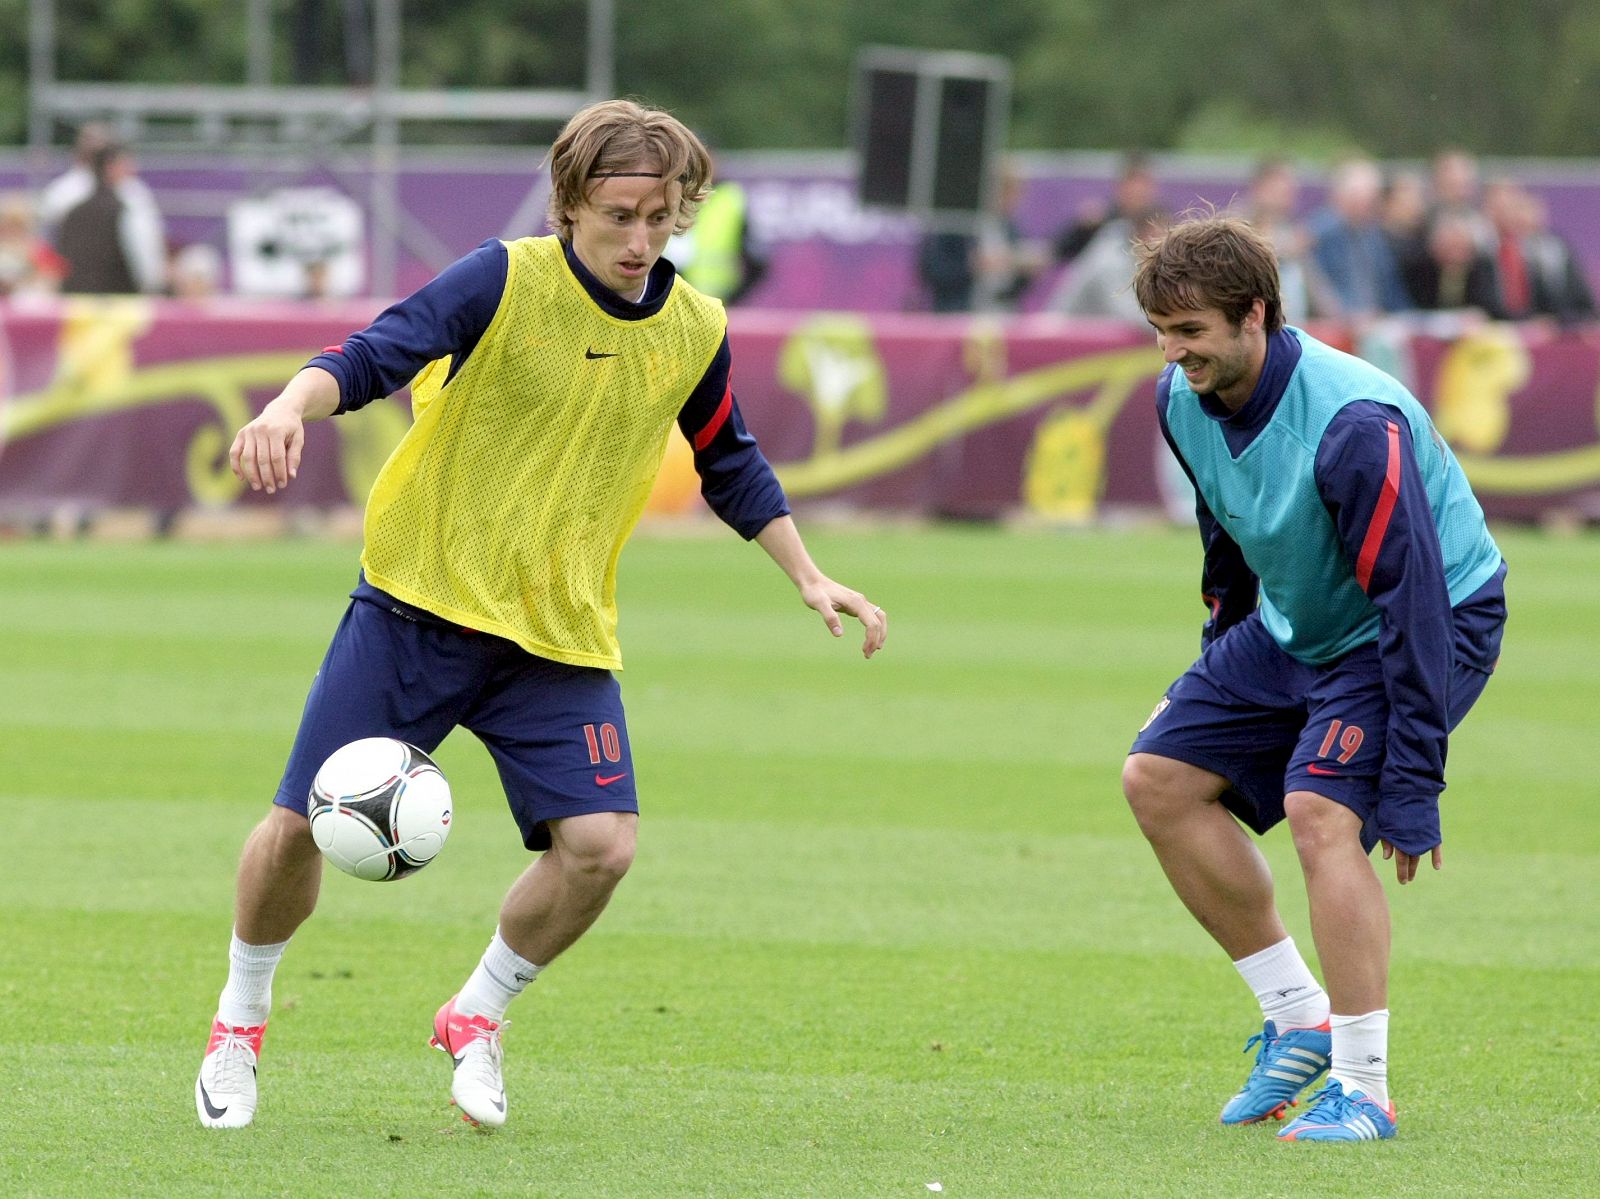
{"left": 1433, "top": 328, "right": 1527, "bottom": 454}
{"left": 1438, "top": 327, "right": 1600, "bottom": 494}
{"left": 55, "top": 300, "right": 153, "bottom": 396}
{"left": 773, "top": 316, "right": 1154, "bottom": 513}
{"left": 0, "top": 299, "right": 405, "bottom": 505}
{"left": 1025, "top": 409, "right": 1110, "bottom": 522}
{"left": 776, "top": 315, "right": 890, "bottom": 458}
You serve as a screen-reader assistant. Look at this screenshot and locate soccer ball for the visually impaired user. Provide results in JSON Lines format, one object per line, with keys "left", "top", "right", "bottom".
{"left": 307, "top": 738, "right": 453, "bottom": 881}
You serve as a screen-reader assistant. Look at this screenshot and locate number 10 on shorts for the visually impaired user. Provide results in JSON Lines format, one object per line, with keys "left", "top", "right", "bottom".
{"left": 583, "top": 723, "right": 622, "bottom": 765}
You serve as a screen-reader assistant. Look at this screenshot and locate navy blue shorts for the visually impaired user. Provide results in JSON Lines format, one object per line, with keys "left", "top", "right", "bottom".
{"left": 274, "top": 596, "right": 637, "bottom": 851}
{"left": 1130, "top": 573, "right": 1505, "bottom": 848}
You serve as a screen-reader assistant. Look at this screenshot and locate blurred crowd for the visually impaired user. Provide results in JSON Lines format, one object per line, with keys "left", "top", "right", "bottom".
{"left": 918, "top": 148, "right": 1597, "bottom": 328}
{"left": 6, "top": 126, "right": 1595, "bottom": 328}
{"left": 2, "top": 123, "right": 761, "bottom": 307}
{"left": 2, "top": 123, "right": 226, "bottom": 303}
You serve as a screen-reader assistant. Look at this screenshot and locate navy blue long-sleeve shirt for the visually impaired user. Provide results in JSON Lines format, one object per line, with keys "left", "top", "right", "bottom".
{"left": 305, "top": 238, "right": 789, "bottom": 541}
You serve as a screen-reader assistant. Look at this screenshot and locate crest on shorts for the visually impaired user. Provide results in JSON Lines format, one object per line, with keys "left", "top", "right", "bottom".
{"left": 1139, "top": 696, "right": 1170, "bottom": 733}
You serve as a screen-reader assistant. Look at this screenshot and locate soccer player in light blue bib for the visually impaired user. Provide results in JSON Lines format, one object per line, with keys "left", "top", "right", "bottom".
{"left": 1123, "top": 216, "right": 1505, "bottom": 1143}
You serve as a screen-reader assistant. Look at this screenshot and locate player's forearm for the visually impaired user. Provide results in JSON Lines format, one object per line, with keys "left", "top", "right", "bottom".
{"left": 1197, "top": 505, "right": 1258, "bottom": 645}
{"left": 1371, "top": 571, "right": 1453, "bottom": 823}
{"left": 755, "top": 515, "right": 826, "bottom": 588}
{"left": 1370, "top": 556, "right": 1452, "bottom": 803}
{"left": 271, "top": 367, "right": 341, "bottom": 422}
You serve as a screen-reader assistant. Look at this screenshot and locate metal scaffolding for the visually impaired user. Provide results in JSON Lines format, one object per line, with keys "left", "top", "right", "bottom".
{"left": 27, "top": 0, "right": 616, "bottom": 295}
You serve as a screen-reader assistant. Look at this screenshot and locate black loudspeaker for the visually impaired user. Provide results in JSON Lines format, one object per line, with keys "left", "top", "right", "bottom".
{"left": 853, "top": 48, "right": 1010, "bottom": 221}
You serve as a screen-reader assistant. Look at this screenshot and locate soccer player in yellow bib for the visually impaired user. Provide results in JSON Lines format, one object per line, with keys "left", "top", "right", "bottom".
{"left": 195, "top": 99, "right": 887, "bottom": 1131}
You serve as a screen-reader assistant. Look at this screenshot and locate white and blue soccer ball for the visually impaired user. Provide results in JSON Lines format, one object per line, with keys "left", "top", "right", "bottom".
{"left": 307, "top": 738, "right": 453, "bottom": 881}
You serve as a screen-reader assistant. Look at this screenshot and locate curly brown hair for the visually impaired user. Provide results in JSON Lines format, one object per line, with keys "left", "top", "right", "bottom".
{"left": 1132, "top": 214, "right": 1284, "bottom": 332}
{"left": 544, "top": 99, "right": 713, "bottom": 240}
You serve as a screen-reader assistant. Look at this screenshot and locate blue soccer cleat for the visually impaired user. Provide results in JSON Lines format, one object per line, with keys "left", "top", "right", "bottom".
{"left": 1277, "top": 1079, "right": 1397, "bottom": 1141}
{"left": 1219, "top": 1019, "right": 1332, "bottom": 1124}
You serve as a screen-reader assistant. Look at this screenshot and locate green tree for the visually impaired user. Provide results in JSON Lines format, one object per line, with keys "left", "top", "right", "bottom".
{"left": 4, "top": 0, "right": 1598, "bottom": 156}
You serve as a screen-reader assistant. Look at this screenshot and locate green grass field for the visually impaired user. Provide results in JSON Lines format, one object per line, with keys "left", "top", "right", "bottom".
{"left": 2, "top": 524, "right": 1595, "bottom": 1198}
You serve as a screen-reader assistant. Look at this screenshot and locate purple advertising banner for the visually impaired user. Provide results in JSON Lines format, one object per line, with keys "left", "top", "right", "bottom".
{"left": 3, "top": 299, "right": 1599, "bottom": 526}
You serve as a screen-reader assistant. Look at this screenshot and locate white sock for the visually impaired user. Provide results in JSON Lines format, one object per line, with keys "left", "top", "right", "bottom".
{"left": 456, "top": 930, "right": 542, "bottom": 1023}
{"left": 1330, "top": 1009, "right": 1390, "bottom": 1106}
{"left": 216, "top": 930, "right": 289, "bottom": 1028}
{"left": 1232, "top": 937, "right": 1330, "bottom": 1030}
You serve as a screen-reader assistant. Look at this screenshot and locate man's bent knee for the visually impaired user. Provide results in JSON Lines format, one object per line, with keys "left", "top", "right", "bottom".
{"left": 1122, "top": 753, "right": 1228, "bottom": 839}
{"left": 550, "top": 812, "right": 637, "bottom": 888}
{"left": 1283, "top": 790, "right": 1363, "bottom": 860}
{"left": 240, "top": 806, "right": 321, "bottom": 888}
{"left": 257, "top": 803, "right": 317, "bottom": 855}
{"left": 236, "top": 805, "right": 323, "bottom": 943}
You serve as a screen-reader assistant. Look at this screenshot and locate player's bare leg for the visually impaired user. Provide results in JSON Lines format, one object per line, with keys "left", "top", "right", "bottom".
{"left": 198, "top": 805, "right": 323, "bottom": 1128}
{"left": 1283, "top": 791, "right": 1388, "bottom": 1013}
{"left": 433, "top": 811, "right": 638, "bottom": 1128}
{"left": 1125, "top": 754, "right": 1334, "bottom": 1123}
{"left": 1122, "top": 753, "right": 1287, "bottom": 958}
{"left": 235, "top": 804, "right": 324, "bottom": 944}
{"left": 1279, "top": 788, "right": 1395, "bottom": 1133}
{"left": 498, "top": 811, "right": 638, "bottom": 964}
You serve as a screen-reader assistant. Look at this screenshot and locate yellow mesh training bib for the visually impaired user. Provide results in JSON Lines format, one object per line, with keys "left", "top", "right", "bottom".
{"left": 361, "top": 236, "right": 727, "bottom": 669}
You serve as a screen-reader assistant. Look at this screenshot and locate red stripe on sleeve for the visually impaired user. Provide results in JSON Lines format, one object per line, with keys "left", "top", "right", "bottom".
{"left": 321, "top": 344, "right": 345, "bottom": 354}
{"left": 1355, "top": 420, "right": 1403, "bottom": 592}
{"left": 692, "top": 382, "right": 733, "bottom": 451}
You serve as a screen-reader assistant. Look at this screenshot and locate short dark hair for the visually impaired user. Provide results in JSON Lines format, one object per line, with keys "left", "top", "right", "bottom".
{"left": 1132, "top": 214, "right": 1284, "bottom": 332}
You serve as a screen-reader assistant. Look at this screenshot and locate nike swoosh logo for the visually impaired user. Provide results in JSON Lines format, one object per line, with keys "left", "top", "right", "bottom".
{"left": 198, "top": 1080, "right": 229, "bottom": 1120}
{"left": 491, "top": 1093, "right": 506, "bottom": 1113}
{"left": 1305, "top": 764, "right": 1340, "bottom": 776}
{"left": 595, "top": 772, "right": 628, "bottom": 786}
{"left": 584, "top": 348, "right": 619, "bottom": 360}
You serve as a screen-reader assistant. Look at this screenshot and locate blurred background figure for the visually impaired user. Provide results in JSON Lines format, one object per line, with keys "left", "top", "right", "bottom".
{"left": 1052, "top": 150, "right": 1165, "bottom": 267}
{"left": 1483, "top": 180, "right": 1536, "bottom": 322}
{"left": 1242, "top": 157, "right": 1340, "bottom": 323}
{"left": 1402, "top": 209, "right": 1502, "bottom": 317}
{"left": 1519, "top": 191, "right": 1596, "bottom": 324}
{"left": 1379, "top": 168, "right": 1430, "bottom": 282}
{"left": 669, "top": 169, "right": 767, "bottom": 305}
{"left": 1309, "top": 157, "right": 1413, "bottom": 316}
{"left": 1484, "top": 179, "right": 1595, "bottom": 325}
{"left": 1047, "top": 207, "right": 1169, "bottom": 321}
{"left": 914, "top": 225, "right": 977, "bottom": 312}
{"left": 37, "top": 122, "right": 114, "bottom": 232}
{"left": 301, "top": 257, "right": 333, "bottom": 301}
{"left": 40, "top": 124, "right": 168, "bottom": 294}
{"left": 0, "top": 191, "right": 65, "bottom": 297}
{"left": 972, "top": 163, "right": 1049, "bottom": 313}
{"left": 169, "top": 242, "right": 224, "bottom": 300}
{"left": 1428, "top": 148, "right": 1494, "bottom": 249}
{"left": 52, "top": 140, "right": 168, "bottom": 295}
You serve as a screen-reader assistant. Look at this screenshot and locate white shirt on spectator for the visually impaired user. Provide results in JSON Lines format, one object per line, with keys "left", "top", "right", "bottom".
{"left": 40, "top": 165, "right": 167, "bottom": 294}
